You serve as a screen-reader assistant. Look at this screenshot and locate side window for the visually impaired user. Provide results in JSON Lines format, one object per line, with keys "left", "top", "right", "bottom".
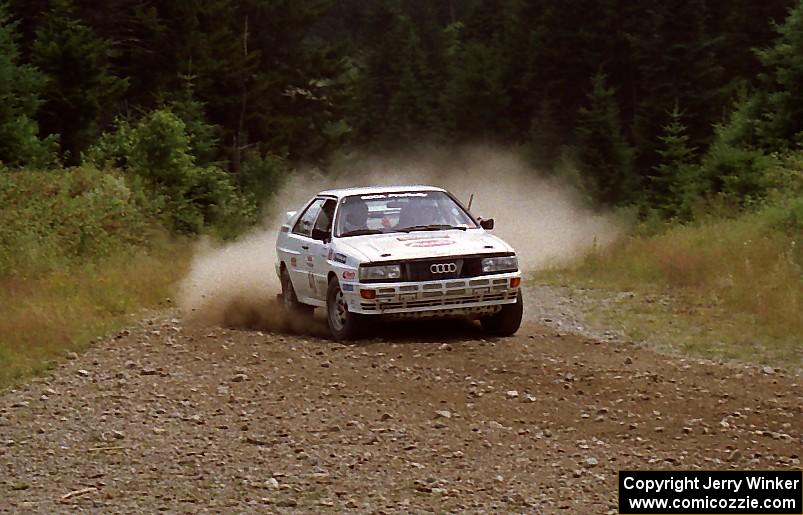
{"left": 313, "top": 199, "right": 336, "bottom": 235}
{"left": 292, "top": 199, "right": 325, "bottom": 237}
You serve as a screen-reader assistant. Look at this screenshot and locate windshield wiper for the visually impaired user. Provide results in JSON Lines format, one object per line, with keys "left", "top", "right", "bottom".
{"left": 339, "top": 228, "right": 384, "bottom": 237}
{"left": 398, "top": 224, "right": 467, "bottom": 233}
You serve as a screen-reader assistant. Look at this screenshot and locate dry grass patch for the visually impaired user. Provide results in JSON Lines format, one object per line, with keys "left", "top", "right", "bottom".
{"left": 0, "top": 241, "right": 191, "bottom": 387}
{"left": 538, "top": 208, "right": 802, "bottom": 367}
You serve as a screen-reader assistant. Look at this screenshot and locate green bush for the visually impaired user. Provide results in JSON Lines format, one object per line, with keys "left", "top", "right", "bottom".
{"left": 0, "top": 166, "right": 156, "bottom": 274}
{"left": 85, "top": 110, "right": 256, "bottom": 236}
{"left": 692, "top": 144, "right": 775, "bottom": 209}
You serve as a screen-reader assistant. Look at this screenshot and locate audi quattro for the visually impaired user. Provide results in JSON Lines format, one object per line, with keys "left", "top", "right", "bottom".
{"left": 275, "top": 185, "right": 523, "bottom": 340}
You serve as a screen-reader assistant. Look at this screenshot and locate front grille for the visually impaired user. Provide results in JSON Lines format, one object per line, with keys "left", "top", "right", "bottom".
{"left": 404, "top": 257, "right": 485, "bottom": 281}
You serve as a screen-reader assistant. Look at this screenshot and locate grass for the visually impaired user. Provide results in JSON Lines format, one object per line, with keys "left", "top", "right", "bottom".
{"left": 537, "top": 205, "right": 802, "bottom": 368}
{"left": 0, "top": 167, "right": 195, "bottom": 389}
{"left": 0, "top": 239, "right": 192, "bottom": 388}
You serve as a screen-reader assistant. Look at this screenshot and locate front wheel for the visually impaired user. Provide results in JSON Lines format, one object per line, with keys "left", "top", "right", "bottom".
{"left": 480, "top": 290, "right": 523, "bottom": 336}
{"left": 326, "top": 279, "right": 365, "bottom": 340}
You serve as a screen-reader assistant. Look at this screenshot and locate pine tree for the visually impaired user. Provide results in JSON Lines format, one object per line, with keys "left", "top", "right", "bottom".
{"left": 574, "top": 72, "right": 637, "bottom": 205}
{"left": 630, "top": 0, "right": 724, "bottom": 174}
{"left": 649, "top": 105, "right": 696, "bottom": 215}
{"left": 755, "top": 0, "right": 803, "bottom": 150}
{"left": 32, "top": 0, "right": 127, "bottom": 163}
{"left": 0, "top": 1, "right": 53, "bottom": 167}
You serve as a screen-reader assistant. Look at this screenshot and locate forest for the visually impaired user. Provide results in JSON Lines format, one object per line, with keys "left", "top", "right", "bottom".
{"left": 1, "top": 0, "right": 802, "bottom": 223}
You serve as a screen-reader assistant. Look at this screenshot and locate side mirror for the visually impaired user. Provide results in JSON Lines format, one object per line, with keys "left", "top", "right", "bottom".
{"left": 479, "top": 218, "right": 495, "bottom": 230}
{"left": 285, "top": 210, "right": 297, "bottom": 223}
{"left": 311, "top": 227, "right": 331, "bottom": 242}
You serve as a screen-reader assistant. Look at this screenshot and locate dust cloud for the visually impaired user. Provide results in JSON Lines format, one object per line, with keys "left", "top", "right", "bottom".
{"left": 177, "top": 146, "right": 620, "bottom": 330}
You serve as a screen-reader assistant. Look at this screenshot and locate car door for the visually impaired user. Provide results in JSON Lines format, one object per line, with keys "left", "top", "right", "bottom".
{"left": 306, "top": 198, "right": 337, "bottom": 301}
{"left": 286, "top": 198, "right": 325, "bottom": 300}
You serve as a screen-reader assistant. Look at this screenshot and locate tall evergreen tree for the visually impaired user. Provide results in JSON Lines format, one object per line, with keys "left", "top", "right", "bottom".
{"left": 32, "top": 0, "right": 127, "bottom": 163}
{"left": 574, "top": 72, "right": 637, "bottom": 205}
{"left": 649, "top": 105, "right": 696, "bottom": 215}
{"left": 0, "top": 1, "right": 52, "bottom": 167}
{"left": 755, "top": 0, "right": 803, "bottom": 150}
{"left": 630, "top": 0, "right": 723, "bottom": 174}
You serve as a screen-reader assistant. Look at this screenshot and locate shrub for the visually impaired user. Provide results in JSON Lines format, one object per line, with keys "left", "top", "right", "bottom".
{"left": 0, "top": 166, "right": 156, "bottom": 274}
{"left": 84, "top": 110, "right": 256, "bottom": 236}
{"left": 689, "top": 144, "right": 775, "bottom": 211}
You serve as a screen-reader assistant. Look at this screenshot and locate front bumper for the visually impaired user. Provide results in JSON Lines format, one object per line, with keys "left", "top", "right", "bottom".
{"left": 344, "top": 272, "right": 520, "bottom": 317}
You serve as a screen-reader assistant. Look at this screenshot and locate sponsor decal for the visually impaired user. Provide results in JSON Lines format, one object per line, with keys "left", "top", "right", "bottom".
{"left": 333, "top": 253, "right": 348, "bottom": 264}
{"left": 290, "top": 257, "right": 297, "bottom": 266}
{"left": 342, "top": 270, "right": 356, "bottom": 280}
{"left": 327, "top": 249, "right": 333, "bottom": 260}
{"left": 341, "top": 283, "right": 355, "bottom": 292}
{"left": 405, "top": 239, "right": 455, "bottom": 248}
{"left": 361, "top": 192, "right": 428, "bottom": 200}
{"left": 397, "top": 233, "right": 449, "bottom": 241}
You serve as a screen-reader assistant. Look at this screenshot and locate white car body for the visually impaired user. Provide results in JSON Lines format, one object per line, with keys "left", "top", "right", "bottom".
{"left": 275, "top": 185, "right": 521, "bottom": 323}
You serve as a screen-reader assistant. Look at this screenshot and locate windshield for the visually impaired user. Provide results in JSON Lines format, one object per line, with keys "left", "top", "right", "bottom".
{"left": 335, "top": 191, "right": 478, "bottom": 237}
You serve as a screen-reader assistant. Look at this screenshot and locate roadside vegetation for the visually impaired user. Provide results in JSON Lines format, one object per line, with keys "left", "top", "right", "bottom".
{"left": 538, "top": 156, "right": 802, "bottom": 367}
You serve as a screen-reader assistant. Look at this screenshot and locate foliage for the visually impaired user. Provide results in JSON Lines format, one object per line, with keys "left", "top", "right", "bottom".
{"left": 0, "top": 2, "right": 55, "bottom": 167}
{"left": 86, "top": 110, "right": 256, "bottom": 236}
{"left": 574, "top": 73, "right": 637, "bottom": 206}
{"left": 0, "top": 166, "right": 155, "bottom": 274}
{"left": 31, "top": 0, "right": 127, "bottom": 164}
{"left": 539, "top": 198, "right": 802, "bottom": 366}
{"left": 755, "top": 0, "right": 803, "bottom": 150}
{"left": 648, "top": 106, "right": 697, "bottom": 217}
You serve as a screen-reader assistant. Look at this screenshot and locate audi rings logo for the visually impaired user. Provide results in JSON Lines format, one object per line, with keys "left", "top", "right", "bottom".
{"left": 430, "top": 263, "right": 457, "bottom": 274}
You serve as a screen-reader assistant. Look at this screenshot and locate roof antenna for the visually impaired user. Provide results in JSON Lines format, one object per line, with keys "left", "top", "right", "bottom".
{"left": 467, "top": 193, "right": 475, "bottom": 212}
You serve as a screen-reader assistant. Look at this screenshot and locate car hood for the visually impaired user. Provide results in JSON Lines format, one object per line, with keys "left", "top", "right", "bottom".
{"left": 336, "top": 229, "right": 514, "bottom": 262}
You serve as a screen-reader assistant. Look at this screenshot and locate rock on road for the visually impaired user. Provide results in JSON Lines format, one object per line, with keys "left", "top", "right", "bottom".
{"left": 1, "top": 309, "right": 801, "bottom": 513}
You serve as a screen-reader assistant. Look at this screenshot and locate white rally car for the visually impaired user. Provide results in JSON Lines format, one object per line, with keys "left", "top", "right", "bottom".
{"left": 275, "top": 186, "right": 523, "bottom": 340}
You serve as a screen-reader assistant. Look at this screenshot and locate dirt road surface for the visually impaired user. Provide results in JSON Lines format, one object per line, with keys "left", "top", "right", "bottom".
{"left": 1, "top": 292, "right": 801, "bottom": 513}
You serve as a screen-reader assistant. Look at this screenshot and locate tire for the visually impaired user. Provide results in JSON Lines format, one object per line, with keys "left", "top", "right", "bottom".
{"left": 481, "top": 290, "right": 524, "bottom": 336}
{"left": 280, "top": 268, "right": 314, "bottom": 316}
{"left": 326, "top": 278, "right": 365, "bottom": 340}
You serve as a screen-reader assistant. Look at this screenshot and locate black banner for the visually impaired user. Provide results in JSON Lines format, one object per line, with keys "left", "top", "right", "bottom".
{"left": 619, "top": 470, "right": 802, "bottom": 514}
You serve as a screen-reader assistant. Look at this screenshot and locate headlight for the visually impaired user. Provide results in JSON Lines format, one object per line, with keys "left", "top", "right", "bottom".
{"left": 481, "top": 255, "right": 518, "bottom": 273}
{"left": 359, "top": 264, "right": 402, "bottom": 281}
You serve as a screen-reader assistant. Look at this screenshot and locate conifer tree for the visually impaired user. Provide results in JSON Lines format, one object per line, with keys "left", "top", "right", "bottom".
{"left": 0, "top": 1, "right": 52, "bottom": 167}
{"left": 755, "top": 0, "right": 803, "bottom": 150}
{"left": 574, "top": 72, "right": 637, "bottom": 205}
{"left": 650, "top": 105, "right": 696, "bottom": 215}
{"left": 32, "top": 0, "right": 127, "bottom": 163}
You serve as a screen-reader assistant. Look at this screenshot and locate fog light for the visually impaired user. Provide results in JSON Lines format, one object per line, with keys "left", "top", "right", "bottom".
{"left": 360, "top": 289, "right": 377, "bottom": 300}
{"left": 510, "top": 277, "right": 521, "bottom": 288}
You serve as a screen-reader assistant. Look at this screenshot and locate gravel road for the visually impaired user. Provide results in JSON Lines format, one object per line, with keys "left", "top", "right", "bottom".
{"left": 1, "top": 289, "right": 801, "bottom": 513}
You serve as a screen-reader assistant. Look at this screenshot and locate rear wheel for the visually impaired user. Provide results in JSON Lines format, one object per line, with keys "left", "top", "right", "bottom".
{"left": 326, "top": 278, "right": 365, "bottom": 340}
{"left": 481, "top": 290, "right": 523, "bottom": 336}
{"left": 280, "top": 268, "right": 313, "bottom": 316}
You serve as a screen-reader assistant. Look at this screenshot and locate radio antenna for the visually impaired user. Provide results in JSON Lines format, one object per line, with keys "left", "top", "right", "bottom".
{"left": 467, "top": 193, "right": 475, "bottom": 212}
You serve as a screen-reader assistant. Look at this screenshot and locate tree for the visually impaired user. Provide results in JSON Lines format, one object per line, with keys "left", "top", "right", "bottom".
{"left": 0, "top": 1, "right": 53, "bottom": 167}
{"left": 32, "top": 0, "right": 127, "bottom": 163}
{"left": 574, "top": 72, "right": 637, "bottom": 205}
{"left": 630, "top": 0, "right": 724, "bottom": 174}
{"left": 755, "top": 0, "right": 803, "bottom": 150}
{"left": 649, "top": 105, "right": 696, "bottom": 215}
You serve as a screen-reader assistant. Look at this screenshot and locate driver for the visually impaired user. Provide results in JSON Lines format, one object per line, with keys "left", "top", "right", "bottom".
{"left": 340, "top": 199, "right": 369, "bottom": 234}
{"left": 398, "top": 197, "right": 441, "bottom": 228}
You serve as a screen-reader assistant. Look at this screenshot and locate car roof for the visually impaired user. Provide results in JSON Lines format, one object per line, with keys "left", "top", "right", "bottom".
{"left": 317, "top": 185, "right": 446, "bottom": 199}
